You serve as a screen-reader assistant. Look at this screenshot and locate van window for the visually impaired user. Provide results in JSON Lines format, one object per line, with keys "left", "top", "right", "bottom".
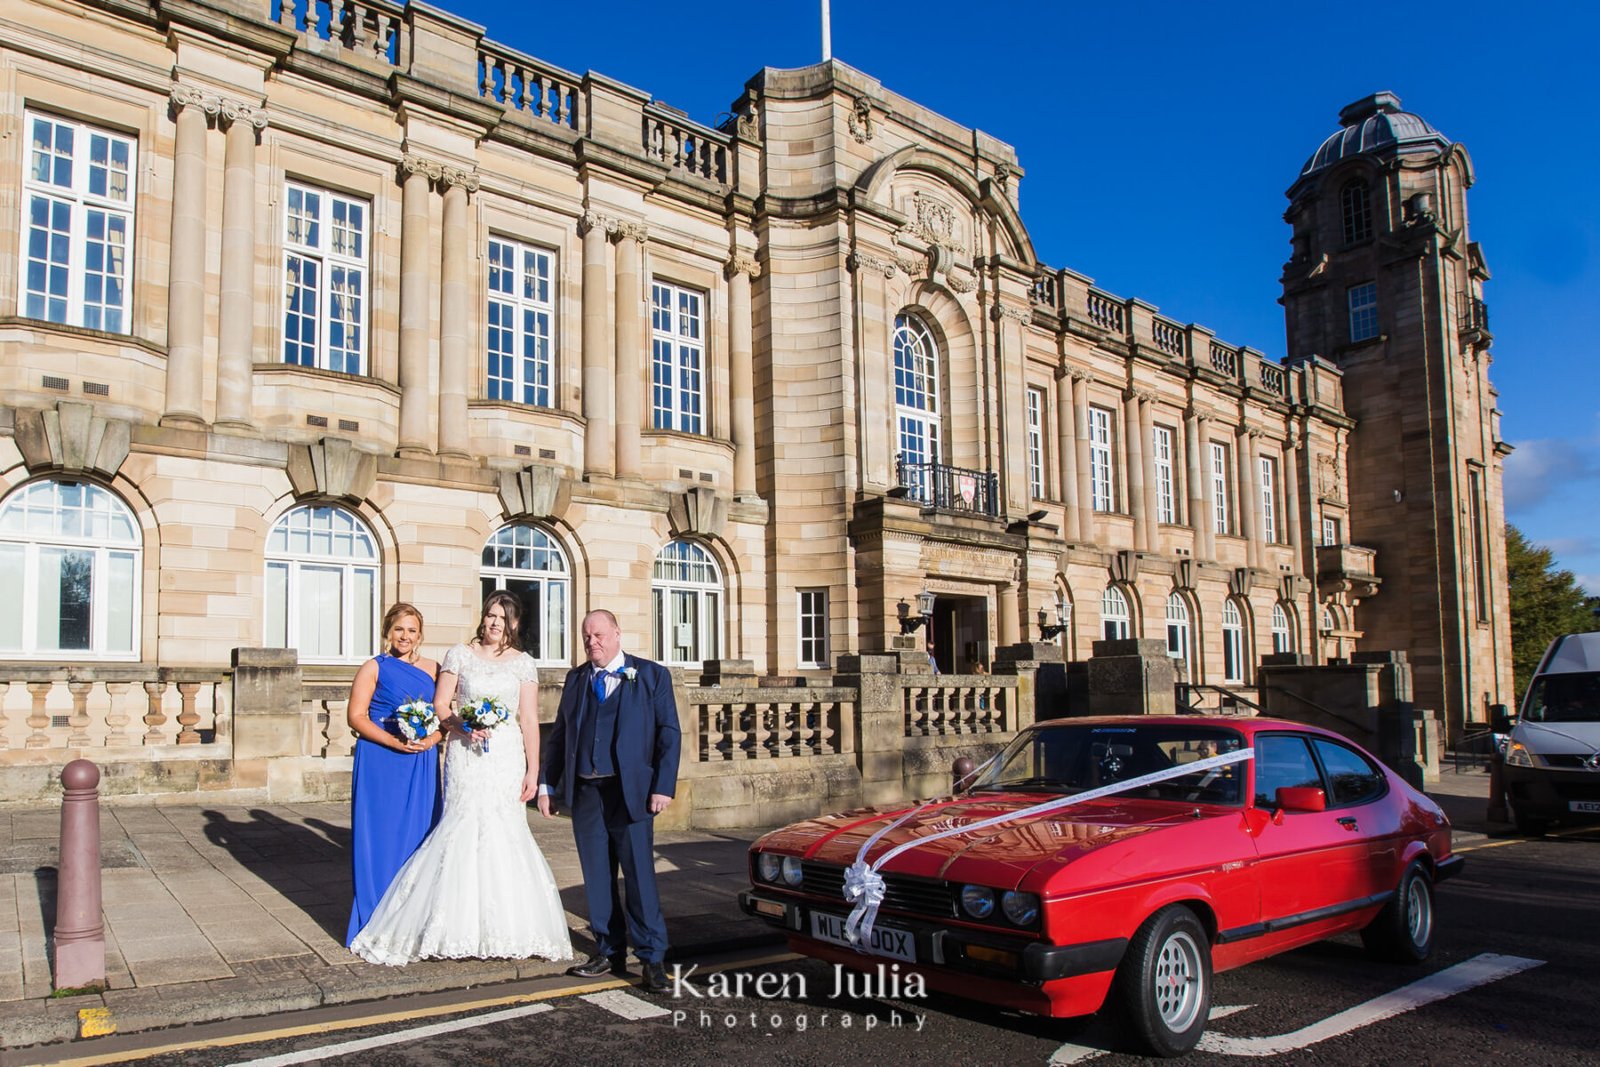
{"left": 1525, "top": 672, "right": 1600, "bottom": 724}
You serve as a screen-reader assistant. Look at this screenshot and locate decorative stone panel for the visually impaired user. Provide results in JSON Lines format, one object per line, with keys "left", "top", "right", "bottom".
{"left": 1109, "top": 549, "right": 1140, "bottom": 585}
{"left": 14, "top": 401, "right": 131, "bottom": 479}
{"left": 285, "top": 438, "right": 378, "bottom": 504}
{"left": 497, "top": 464, "right": 570, "bottom": 521}
{"left": 668, "top": 486, "right": 728, "bottom": 539}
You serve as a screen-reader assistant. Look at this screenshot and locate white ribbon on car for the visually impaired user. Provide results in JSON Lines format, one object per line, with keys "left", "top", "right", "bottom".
{"left": 840, "top": 747, "right": 1255, "bottom": 948}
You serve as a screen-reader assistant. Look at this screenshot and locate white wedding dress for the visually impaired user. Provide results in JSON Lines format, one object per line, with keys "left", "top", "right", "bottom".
{"left": 350, "top": 644, "right": 574, "bottom": 966}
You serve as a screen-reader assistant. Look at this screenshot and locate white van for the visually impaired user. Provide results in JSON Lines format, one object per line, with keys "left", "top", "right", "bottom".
{"left": 1493, "top": 631, "right": 1600, "bottom": 834}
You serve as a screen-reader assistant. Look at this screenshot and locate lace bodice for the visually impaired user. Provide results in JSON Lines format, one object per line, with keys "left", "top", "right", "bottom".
{"left": 442, "top": 644, "right": 538, "bottom": 720}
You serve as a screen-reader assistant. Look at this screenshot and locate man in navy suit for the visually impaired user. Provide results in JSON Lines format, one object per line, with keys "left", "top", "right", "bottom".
{"left": 537, "top": 609, "right": 681, "bottom": 993}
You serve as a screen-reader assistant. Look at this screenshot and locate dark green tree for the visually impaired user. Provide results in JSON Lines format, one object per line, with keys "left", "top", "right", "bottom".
{"left": 1505, "top": 525, "right": 1600, "bottom": 698}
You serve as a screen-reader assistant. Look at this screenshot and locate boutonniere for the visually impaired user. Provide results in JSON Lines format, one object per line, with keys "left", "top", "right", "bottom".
{"left": 622, "top": 666, "right": 638, "bottom": 683}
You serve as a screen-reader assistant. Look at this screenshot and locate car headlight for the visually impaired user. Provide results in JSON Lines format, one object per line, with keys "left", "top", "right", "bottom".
{"left": 960, "top": 884, "right": 996, "bottom": 920}
{"left": 756, "top": 852, "right": 782, "bottom": 883}
{"left": 1001, "top": 890, "right": 1040, "bottom": 927}
{"left": 1504, "top": 741, "right": 1534, "bottom": 767}
{"left": 780, "top": 855, "right": 805, "bottom": 886}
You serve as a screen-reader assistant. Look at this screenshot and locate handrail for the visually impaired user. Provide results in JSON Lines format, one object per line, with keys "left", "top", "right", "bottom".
{"left": 1257, "top": 683, "right": 1372, "bottom": 736}
{"left": 1177, "top": 683, "right": 1264, "bottom": 715}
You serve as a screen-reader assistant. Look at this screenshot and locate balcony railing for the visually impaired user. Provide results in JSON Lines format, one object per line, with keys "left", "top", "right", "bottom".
{"left": 895, "top": 457, "right": 1000, "bottom": 517}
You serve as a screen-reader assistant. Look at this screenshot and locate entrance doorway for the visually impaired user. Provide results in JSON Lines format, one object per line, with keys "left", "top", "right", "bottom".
{"left": 930, "top": 594, "right": 990, "bottom": 674}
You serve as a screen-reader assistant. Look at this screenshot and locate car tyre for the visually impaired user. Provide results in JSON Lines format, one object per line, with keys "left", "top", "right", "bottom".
{"left": 1113, "top": 904, "right": 1211, "bottom": 1057}
{"left": 1361, "top": 859, "right": 1434, "bottom": 963}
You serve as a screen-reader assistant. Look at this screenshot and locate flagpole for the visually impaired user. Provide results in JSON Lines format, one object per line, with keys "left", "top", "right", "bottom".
{"left": 822, "top": 0, "right": 832, "bottom": 61}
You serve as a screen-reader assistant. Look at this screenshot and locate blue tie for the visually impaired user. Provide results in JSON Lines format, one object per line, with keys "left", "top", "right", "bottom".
{"left": 592, "top": 670, "right": 610, "bottom": 704}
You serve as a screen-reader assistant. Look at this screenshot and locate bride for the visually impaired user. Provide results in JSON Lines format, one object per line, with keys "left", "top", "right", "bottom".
{"left": 350, "top": 592, "right": 574, "bottom": 966}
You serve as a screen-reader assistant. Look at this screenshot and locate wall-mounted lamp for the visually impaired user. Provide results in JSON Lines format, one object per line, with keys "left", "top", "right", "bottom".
{"left": 1037, "top": 596, "right": 1069, "bottom": 640}
{"left": 897, "top": 590, "right": 937, "bottom": 634}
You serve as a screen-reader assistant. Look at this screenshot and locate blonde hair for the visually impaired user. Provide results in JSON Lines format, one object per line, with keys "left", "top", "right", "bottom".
{"left": 382, "top": 602, "right": 424, "bottom": 640}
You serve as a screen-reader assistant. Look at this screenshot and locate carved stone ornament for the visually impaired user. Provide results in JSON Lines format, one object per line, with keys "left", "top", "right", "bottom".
{"left": 912, "top": 193, "right": 958, "bottom": 250}
{"left": 848, "top": 95, "right": 874, "bottom": 144}
{"left": 14, "top": 401, "right": 130, "bottom": 480}
{"left": 609, "top": 220, "right": 648, "bottom": 244}
{"left": 285, "top": 437, "right": 378, "bottom": 504}
{"left": 1174, "top": 558, "right": 1196, "bottom": 592}
{"left": 945, "top": 270, "right": 976, "bottom": 294}
{"left": 1317, "top": 453, "right": 1339, "bottom": 497}
{"left": 724, "top": 253, "right": 761, "bottom": 279}
{"left": 1280, "top": 574, "right": 1308, "bottom": 601}
{"left": 668, "top": 485, "right": 728, "bottom": 539}
{"left": 170, "top": 85, "right": 269, "bottom": 131}
{"left": 991, "top": 303, "right": 1032, "bottom": 324}
{"left": 736, "top": 105, "right": 760, "bottom": 140}
{"left": 400, "top": 154, "right": 478, "bottom": 192}
{"left": 993, "top": 162, "right": 1012, "bottom": 188}
{"left": 1109, "top": 549, "right": 1140, "bottom": 585}
{"left": 846, "top": 251, "right": 898, "bottom": 278}
{"left": 497, "top": 463, "right": 570, "bottom": 521}
{"left": 1229, "top": 566, "right": 1253, "bottom": 598}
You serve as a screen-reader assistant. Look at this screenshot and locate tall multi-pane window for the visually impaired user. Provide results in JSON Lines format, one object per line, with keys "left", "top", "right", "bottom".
{"left": 798, "top": 589, "right": 828, "bottom": 669}
{"left": 1026, "top": 387, "right": 1046, "bottom": 500}
{"left": 893, "top": 313, "right": 941, "bottom": 502}
{"left": 1222, "top": 599, "right": 1246, "bottom": 684}
{"left": 651, "top": 281, "right": 705, "bottom": 434}
{"left": 1469, "top": 469, "right": 1489, "bottom": 621}
{"left": 264, "top": 505, "right": 379, "bottom": 664}
{"left": 1089, "top": 406, "right": 1114, "bottom": 512}
{"left": 1101, "top": 586, "right": 1131, "bottom": 641}
{"left": 20, "top": 112, "right": 135, "bottom": 333}
{"left": 485, "top": 238, "right": 554, "bottom": 407}
{"left": 283, "top": 182, "right": 368, "bottom": 374}
{"left": 1153, "top": 425, "right": 1176, "bottom": 524}
{"left": 1165, "top": 593, "right": 1190, "bottom": 668}
{"left": 652, "top": 541, "right": 722, "bottom": 666}
{"left": 1348, "top": 282, "right": 1379, "bottom": 343}
{"left": 1341, "top": 179, "right": 1373, "bottom": 244}
{"left": 1272, "top": 602, "right": 1294, "bottom": 654}
{"left": 1322, "top": 515, "right": 1341, "bottom": 546}
{"left": 479, "top": 524, "right": 569, "bottom": 664}
{"left": 0, "top": 480, "right": 140, "bottom": 659}
{"left": 1210, "top": 442, "right": 1231, "bottom": 534}
{"left": 1259, "top": 456, "right": 1278, "bottom": 543}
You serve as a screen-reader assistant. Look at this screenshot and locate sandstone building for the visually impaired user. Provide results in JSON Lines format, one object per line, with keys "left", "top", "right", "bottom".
{"left": 0, "top": 0, "right": 1511, "bottom": 760}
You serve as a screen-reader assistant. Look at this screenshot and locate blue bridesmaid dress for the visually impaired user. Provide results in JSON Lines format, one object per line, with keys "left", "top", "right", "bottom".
{"left": 346, "top": 654, "right": 442, "bottom": 945}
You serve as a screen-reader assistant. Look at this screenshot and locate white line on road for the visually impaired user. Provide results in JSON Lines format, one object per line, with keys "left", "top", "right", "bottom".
{"left": 1049, "top": 1004, "right": 1252, "bottom": 1063}
{"left": 220, "top": 1002, "right": 554, "bottom": 1067}
{"left": 580, "top": 989, "right": 673, "bottom": 1020}
{"left": 1195, "top": 952, "right": 1544, "bottom": 1057}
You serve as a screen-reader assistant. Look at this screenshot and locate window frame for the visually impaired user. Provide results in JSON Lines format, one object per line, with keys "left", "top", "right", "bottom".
{"left": 1026, "top": 386, "right": 1046, "bottom": 500}
{"left": 1152, "top": 424, "right": 1176, "bottom": 525}
{"left": 893, "top": 313, "right": 943, "bottom": 501}
{"left": 651, "top": 540, "right": 724, "bottom": 667}
{"left": 1088, "top": 406, "right": 1115, "bottom": 512}
{"left": 1347, "top": 281, "right": 1379, "bottom": 344}
{"left": 650, "top": 279, "right": 706, "bottom": 434}
{"left": 478, "top": 523, "right": 571, "bottom": 666}
{"left": 1210, "top": 441, "right": 1231, "bottom": 535}
{"left": 19, "top": 110, "right": 137, "bottom": 334}
{"left": 797, "top": 588, "right": 829, "bottom": 670}
{"left": 1340, "top": 179, "right": 1374, "bottom": 245}
{"left": 1321, "top": 516, "right": 1340, "bottom": 547}
{"left": 1101, "top": 585, "right": 1131, "bottom": 641}
{"left": 282, "top": 180, "right": 370, "bottom": 375}
{"left": 1259, "top": 455, "right": 1278, "bottom": 544}
{"left": 263, "top": 504, "right": 380, "bottom": 665}
{"left": 1222, "top": 598, "right": 1247, "bottom": 684}
{"left": 485, "top": 236, "right": 555, "bottom": 408}
{"left": 1271, "top": 602, "right": 1293, "bottom": 655}
{"left": 1310, "top": 736, "right": 1388, "bottom": 807}
{"left": 1165, "top": 592, "right": 1190, "bottom": 667}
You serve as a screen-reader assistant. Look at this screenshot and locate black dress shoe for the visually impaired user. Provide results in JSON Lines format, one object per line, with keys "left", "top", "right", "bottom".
{"left": 567, "top": 953, "right": 623, "bottom": 979}
{"left": 641, "top": 960, "right": 668, "bottom": 994}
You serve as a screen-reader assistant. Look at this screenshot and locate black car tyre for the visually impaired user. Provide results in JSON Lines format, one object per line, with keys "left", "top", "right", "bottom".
{"left": 1361, "top": 859, "right": 1434, "bottom": 963}
{"left": 1113, "top": 904, "right": 1211, "bottom": 1057}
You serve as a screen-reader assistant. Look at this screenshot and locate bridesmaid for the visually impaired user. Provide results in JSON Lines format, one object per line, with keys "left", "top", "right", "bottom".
{"left": 345, "top": 602, "right": 444, "bottom": 945}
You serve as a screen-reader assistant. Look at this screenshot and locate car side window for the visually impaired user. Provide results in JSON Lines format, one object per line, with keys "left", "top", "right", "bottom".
{"left": 1253, "top": 734, "right": 1321, "bottom": 808}
{"left": 1312, "top": 738, "right": 1386, "bottom": 806}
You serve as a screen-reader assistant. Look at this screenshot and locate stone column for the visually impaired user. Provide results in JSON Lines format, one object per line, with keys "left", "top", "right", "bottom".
{"left": 1283, "top": 430, "right": 1304, "bottom": 564}
{"left": 215, "top": 104, "right": 267, "bottom": 431}
{"left": 1123, "top": 390, "right": 1147, "bottom": 550}
{"left": 1238, "top": 426, "right": 1261, "bottom": 569}
{"left": 994, "top": 303, "right": 1033, "bottom": 514}
{"left": 1138, "top": 392, "right": 1158, "bottom": 546}
{"left": 1056, "top": 366, "right": 1079, "bottom": 540}
{"left": 726, "top": 253, "right": 759, "bottom": 498}
{"left": 999, "top": 583, "right": 1021, "bottom": 647}
{"left": 1072, "top": 371, "right": 1095, "bottom": 543}
{"left": 1187, "top": 408, "right": 1213, "bottom": 559}
{"left": 436, "top": 171, "right": 476, "bottom": 459}
{"left": 397, "top": 158, "right": 435, "bottom": 457}
{"left": 614, "top": 225, "right": 647, "bottom": 478}
{"left": 580, "top": 211, "right": 614, "bottom": 479}
{"left": 163, "top": 88, "right": 209, "bottom": 427}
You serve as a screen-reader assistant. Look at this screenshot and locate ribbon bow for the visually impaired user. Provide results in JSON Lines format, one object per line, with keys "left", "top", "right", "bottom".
{"left": 842, "top": 861, "right": 887, "bottom": 946}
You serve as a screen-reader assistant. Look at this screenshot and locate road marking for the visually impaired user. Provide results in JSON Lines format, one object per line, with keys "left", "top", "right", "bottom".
{"left": 1458, "top": 826, "right": 1597, "bottom": 853}
{"left": 1048, "top": 1005, "right": 1252, "bottom": 1063}
{"left": 580, "top": 989, "right": 672, "bottom": 1020}
{"left": 219, "top": 1003, "right": 554, "bottom": 1067}
{"left": 1195, "top": 953, "right": 1543, "bottom": 1056}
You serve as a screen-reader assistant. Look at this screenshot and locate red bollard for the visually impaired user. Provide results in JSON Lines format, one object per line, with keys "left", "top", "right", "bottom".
{"left": 54, "top": 759, "right": 105, "bottom": 991}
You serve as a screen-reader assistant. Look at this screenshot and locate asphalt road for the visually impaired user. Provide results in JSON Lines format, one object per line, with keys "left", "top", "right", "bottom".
{"left": 16, "top": 824, "right": 1598, "bottom": 1067}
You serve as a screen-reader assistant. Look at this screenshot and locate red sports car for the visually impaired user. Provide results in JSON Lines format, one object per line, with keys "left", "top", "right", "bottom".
{"left": 739, "top": 716, "right": 1461, "bottom": 1056}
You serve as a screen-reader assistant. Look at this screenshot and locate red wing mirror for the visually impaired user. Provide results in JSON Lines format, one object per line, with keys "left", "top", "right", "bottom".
{"left": 1275, "top": 786, "right": 1327, "bottom": 813}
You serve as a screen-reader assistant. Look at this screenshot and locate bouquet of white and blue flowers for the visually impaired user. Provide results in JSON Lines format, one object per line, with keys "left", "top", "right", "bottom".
{"left": 393, "top": 698, "right": 439, "bottom": 743}
{"left": 458, "top": 696, "right": 511, "bottom": 751}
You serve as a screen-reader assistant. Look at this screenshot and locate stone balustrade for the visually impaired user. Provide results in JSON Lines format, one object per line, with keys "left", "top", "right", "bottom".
{"left": 0, "top": 667, "right": 229, "bottom": 756}
{"left": 1151, "top": 316, "right": 1186, "bottom": 358}
{"left": 477, "top": 40, "right": 581, "bottom": 129}
{"left": 1209, "top": 341, "right": 1239, "bottom": 377}
{"left": 689, "top": 686, "right": 856, "bottom": 761}
{"left": 277, "top": 0, "right": 407, "bottom": 65}
{"left": 900, "top": 675, "right": 1016, "bottom": 736}
{"left": 643, "top": 105, "right": 730, "bottom": 185}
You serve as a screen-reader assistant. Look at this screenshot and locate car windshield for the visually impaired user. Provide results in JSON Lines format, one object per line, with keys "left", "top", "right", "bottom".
{"left": 969, "top": 723, "right": 1247, "bottom": 806}
{"left": 1523, "top": 672, "right": 1600, "bottom": 724}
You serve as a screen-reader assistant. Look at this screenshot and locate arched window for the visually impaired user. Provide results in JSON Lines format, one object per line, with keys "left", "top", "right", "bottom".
{"left": 893, "top": 313, "right": 941, "bottom": 502}
{"left": 0, "top": 480, "right": 140, "bottom": 658}
{"left": 1101, "top": 586, "right": 1131, "bottom": 641}
{"left": 264, "top": 504, "right": 379, "bottom": 664}
{"left": 1271, "top": 602, "right": 1295, "bottom": 654}
{"left": 652, "top": 541, "right": 723, "bottom": 666}
{"left": 481, "top": 524, "right": 569, "bottom": 664}
{"left": 1341, "top": 179, "right": 1373, "bottom": 244}
{"left": 1165, "top": 593, "right": 1191, "bottom": 670}
{"left": 1222, "top": 599, "right": 1247, "bottom": 684}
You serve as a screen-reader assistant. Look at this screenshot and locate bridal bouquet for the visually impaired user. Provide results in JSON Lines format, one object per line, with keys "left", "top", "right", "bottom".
{"left": 458, "top": 696, "right": 511, "bottom": 751}
{"left": 393, "top": 699, "right": 438, "bottom": 742}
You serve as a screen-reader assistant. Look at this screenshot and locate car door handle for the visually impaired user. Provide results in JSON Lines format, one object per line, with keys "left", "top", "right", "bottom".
{"left": 1337, "top": 816, "right": 1359, "bottom": 831}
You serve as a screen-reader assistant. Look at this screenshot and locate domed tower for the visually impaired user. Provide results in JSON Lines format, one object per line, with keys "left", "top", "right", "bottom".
{"left": 1280, "top": 92, "right": 1512, "bottom": 740}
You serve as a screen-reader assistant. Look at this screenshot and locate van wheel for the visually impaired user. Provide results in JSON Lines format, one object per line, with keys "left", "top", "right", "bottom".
{"left": 1114, "top": 905, "right": 1211, "bottom": 1057}
{"left": 1361, "top": 860, "right": 1434, "bottom": 963}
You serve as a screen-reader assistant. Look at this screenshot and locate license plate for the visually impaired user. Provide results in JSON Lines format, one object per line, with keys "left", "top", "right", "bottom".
{"left": 808, "top": 911, "right": 916, "bottom": 962}
{"left": 1569, "top": 800, "right": 1600, "bottom": 813}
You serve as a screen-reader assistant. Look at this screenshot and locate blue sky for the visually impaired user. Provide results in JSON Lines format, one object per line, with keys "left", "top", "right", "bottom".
{"left": 447, "top": 0, "right": 1600, "bottom": 594}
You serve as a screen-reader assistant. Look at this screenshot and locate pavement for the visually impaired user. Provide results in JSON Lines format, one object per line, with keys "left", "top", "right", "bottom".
{"left": 0, "top": 763, "right": 1500, "bottom": 1053}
